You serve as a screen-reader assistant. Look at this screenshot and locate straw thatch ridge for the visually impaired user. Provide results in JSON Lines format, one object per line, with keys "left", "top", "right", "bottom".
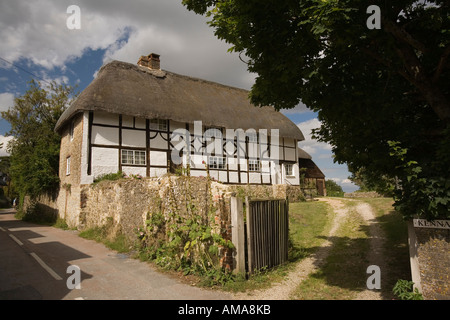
{"left": 55, "top": 60, "right": 304, "bottom": 141}
{"left": 297, "top": 147, "right": 312, "bottom": 160}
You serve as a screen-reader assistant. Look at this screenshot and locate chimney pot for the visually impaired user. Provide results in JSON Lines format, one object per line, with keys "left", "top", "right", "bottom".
{"left": 138, "top": 53, "right": 160, "bottom": 70}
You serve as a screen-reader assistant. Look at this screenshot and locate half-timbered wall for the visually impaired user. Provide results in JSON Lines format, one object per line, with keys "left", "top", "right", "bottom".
{"left": 78, "top": 111, "right": 300, "bottom": 185}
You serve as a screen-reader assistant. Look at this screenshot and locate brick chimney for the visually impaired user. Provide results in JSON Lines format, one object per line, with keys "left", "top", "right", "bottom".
{"left": 137, "top": 53, "right": 160, "bottom": 70}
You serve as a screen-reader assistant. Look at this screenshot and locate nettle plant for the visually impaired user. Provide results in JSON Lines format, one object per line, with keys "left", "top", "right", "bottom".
{"left": 136, "top": 174, "right": 234, "bottom": 285}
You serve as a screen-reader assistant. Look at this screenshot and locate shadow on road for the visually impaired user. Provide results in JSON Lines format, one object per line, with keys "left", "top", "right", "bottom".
{"left": 0, "top": 210, "right": 93, "bottom": 300}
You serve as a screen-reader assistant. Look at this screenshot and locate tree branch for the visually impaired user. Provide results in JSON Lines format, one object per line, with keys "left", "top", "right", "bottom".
{"left": 381, "top": 17, "right": 429, "bottom": 54}
{"left": 433, "top": 45, "right": 450, "bottom": 84}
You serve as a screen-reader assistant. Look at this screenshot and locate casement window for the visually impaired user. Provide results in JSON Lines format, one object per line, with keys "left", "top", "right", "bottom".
{"left": 66, "top": 157, "right": 71, "bottom": 176}
{"left": 247, "top": 132, "right": 258, "bottom": 143}
{"left": 208, "top": 156, "right": 226, "bottom": 170}
{"left": 149, "top": 119, "right": 168, "bottom": 131}
{"left": 285, "top": 163, "right": 294, "bottom": 176}
{"left": 204, "top": 127, "right": 222, "bottom": 139}
{"left": 121, "top": 150, "right": 146, "bottom": 165}
{"left": 248, "top": 159, "right": 261, "bottom": 172}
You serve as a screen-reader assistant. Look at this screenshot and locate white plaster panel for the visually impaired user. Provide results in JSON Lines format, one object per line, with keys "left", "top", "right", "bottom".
{"left": 150, "top": 151, "right": 167, "bottom": 166}
{"left": 122, "top": 129, "right": 146, "bottom": 148}
{"left": 122, "top": 166, "right": 147, "bottom": 177}
{"left": 150, "top": 133, "right": 168, "bottom": 149}
{"left": 249, "top": 172, "right": 261, "bottom": 184}
{"left": 219, "top": 171, "right": 228, "bottom": 183}
{"left": 284, "top": 148, "right": 296, "bottom": 161}
{"left": 93, "top": 111, "right": 119, "bottom": 126}
{"left": 284, "top": 138, "right": 296, "bottom": 147}
{"left": 240, "top": 173, "right": 248, "bottom": 184}
{"left": 262, "top": 172, "right": 271, "bottom": 184}
{"left": 227, "top": 157, "right": 238, "bottom": 171}
{"left": 209, "top": 170, "right": 219, "bottom": 181}
{"left": 190, "top": 154, "right": 207, "bottom": 169}
{"left": 91, "top": 147, "right": 119, "bottom": 177}
{"left": 92, "top": 126, "right": 119, "bottom": 146}
{"left": 229, "top": 172, "right": 239, "bottom": 183}
{"left": 247, "top": 143, "right": 259, "bottom": 159}
{"left": 150, "top": 167, "right": 167, "bottom": 177}
{"left": 190, "top": 170, "right": 208, "bottom": 178}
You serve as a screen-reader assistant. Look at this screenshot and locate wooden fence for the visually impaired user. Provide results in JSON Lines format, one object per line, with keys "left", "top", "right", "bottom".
{"left": 231, "top": 197, "right": 289, "bottom": 275}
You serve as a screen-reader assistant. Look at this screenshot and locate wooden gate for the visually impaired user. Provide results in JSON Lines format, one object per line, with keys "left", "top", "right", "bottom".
{"left": 230, "top": 197, "right": 289, "bottom": 275}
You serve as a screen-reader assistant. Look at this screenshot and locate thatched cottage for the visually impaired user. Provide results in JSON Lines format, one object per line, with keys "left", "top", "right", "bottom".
{"left": 55, "top": 53, "right": 307, "bottom": 187}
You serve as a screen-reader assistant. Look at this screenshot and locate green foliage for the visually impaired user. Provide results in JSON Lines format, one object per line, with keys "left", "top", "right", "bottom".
{"left": 393, "top": 279, "right": 423, "bottom": 300}
{"left": 1, "top": 80, "right": 77, "bottom": 201}
{"left": 348, "top": 167, "right": 395, "bottom": 196}
{"left": 183, "top": 0, "right": 450, "bottom": 220}
{"left": 92, "top": 171, "right": 125, "bottom": 185}
{"left": 136, "top": 176, "right": 235, "bottom": 286}
{"left": 388, "top": 141, "right": 450, "bottom": 219}
{"left": 325, "top": 179, "right": 344, "bottom": 197}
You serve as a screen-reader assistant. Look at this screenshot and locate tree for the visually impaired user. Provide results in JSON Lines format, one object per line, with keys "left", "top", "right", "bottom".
{"left": 1, "top": 80, "right": 76, "bottom": 202}
{"left": 325, "top": 179, "right": 344, "bottom": 197}
{"left": 183, "top": 0, "right": 450, "bottom": 219}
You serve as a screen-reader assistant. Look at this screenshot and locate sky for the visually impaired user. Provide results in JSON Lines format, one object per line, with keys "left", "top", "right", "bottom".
{"left": 0, "top": 0, "right": 358, "bottom": 192}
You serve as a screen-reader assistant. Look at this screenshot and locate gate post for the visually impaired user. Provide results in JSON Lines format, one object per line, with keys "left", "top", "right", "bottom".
{"left": 231, "top": 196, "right": 245, "bottom": 274}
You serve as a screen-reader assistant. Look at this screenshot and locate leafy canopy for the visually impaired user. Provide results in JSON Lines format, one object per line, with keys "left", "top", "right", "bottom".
{"left": 183, "top": 0, "right": 450, "bottom": 219}
{"left": 1, "top": 80, "right": 76, "bottom": 199}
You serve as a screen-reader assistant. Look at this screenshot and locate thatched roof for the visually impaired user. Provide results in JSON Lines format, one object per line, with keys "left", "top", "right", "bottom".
{"left": 55, "top": 60, "right": 304, "bottom": 141}
{"left": 297, "top": 147, "right": 312, "bottom": 160}
{"left": 298, "top": 158, "right": 325, "bottom": 179}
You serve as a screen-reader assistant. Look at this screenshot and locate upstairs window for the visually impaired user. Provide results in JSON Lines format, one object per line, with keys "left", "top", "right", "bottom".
{"left": 204, "top": 127, "right": 223, "bottom": 139}
{"left": 149, "top": 119, "right": 168, "bottom": 131}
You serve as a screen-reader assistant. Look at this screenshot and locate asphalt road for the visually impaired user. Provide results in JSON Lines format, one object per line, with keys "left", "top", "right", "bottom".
{"left": 0, "top": 209, "right": 232, "bottom": 300}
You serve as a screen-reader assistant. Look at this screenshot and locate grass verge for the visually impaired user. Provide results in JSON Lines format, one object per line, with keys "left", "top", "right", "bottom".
{"left": 223, "top": 200, "right": 334, "bottom": 293}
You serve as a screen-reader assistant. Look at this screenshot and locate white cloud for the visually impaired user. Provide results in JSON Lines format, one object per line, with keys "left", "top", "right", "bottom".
{"left": 281, "top": 102, "right": 309, "bottom": 115}
{"left": 0, "top": 92, "right": 15, "bottom": 112}
{"left": 0, "top": 135, "right": 14, "bottom": 156}
{"left": 0, "top": 1, "right": 253, "bottom": 90}
{"left": 297, "top": 118, "right": 332, "bottom": 155}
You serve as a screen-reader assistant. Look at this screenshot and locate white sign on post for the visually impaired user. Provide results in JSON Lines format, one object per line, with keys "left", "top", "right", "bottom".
{"left": 413, "top": 219, "right": 450, "bottom": 230}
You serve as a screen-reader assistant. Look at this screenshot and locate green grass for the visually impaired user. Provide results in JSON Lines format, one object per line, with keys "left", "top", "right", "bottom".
{"left": 288, "top": 201, "right": 335, "bottom": 260}
{"left": 223, "top": 200, "right": 333, "bottom": 293}
{"left": 291, "top": 203, "right": 370, "bottom": 300}
{"left": 79, "top": 226, "right": 131, "bottom": 253}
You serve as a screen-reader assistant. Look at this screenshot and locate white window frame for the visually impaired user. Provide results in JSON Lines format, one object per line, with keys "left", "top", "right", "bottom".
{"left": 121, "top": 149, "right": 146, "bottom": 166}
{"left": 149, "top": 119, "right": 168, "bottom": 131}
{"left": 285, "top": 163, "right": 294, "bottom": 176}
{"left": 248, "top": 159, "right": 261, "bottom": 172}
{"left": 208, "top": 156, "right": 226, "bottom": 170}
{"left": 247, "top": 132, "right": 258, "bottom": 143}
{"left": 204, "top": 126, "right": 223, "bottom": 139}
{"left": 66, "top": 156, "right": 71, "bottom": 176}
